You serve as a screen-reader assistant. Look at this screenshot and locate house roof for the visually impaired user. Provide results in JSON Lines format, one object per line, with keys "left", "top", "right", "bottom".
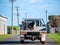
{"left": 0, "top": 15, "right": 8, "bottom": 19}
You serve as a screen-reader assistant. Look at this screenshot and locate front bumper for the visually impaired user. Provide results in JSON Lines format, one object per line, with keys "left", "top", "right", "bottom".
{"left": 20, "top": 32, "right": 46, "bottom": 41}
{"left": 20, "top": 32, "right": 41, "bottom": 40}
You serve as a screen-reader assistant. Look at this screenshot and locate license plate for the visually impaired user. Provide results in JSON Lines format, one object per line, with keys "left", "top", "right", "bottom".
{"left": 27, "top": 35, "right": 31, "bottom": 37}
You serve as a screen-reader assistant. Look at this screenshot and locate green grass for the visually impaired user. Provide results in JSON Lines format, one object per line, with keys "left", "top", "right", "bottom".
{"left": 0, "top": 34, "right": 12, "bottom": 41}
{"left": 47, "top": 33, "right": 60, "bottom": 44}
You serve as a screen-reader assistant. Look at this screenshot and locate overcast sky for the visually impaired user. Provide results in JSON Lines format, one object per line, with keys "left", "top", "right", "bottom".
{"left": 0, "top": 0, "right": 60, "bottom": 26}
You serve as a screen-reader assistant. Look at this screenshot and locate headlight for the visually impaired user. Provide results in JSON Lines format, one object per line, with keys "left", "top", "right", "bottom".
{"left": 41, "top": 32, "right": 46, "bottom": 34}
{"left": 20, "top": 31, "right": 27, "bottom": 34}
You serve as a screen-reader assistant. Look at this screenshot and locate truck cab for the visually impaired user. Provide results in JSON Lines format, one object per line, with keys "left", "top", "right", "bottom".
{"left": 20, "top": 18, "right": 46, "bottom": 44}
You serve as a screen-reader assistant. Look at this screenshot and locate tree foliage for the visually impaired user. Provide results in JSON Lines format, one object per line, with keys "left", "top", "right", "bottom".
{"left": 48, "top": 15, "right": 60, "bottom": 27}
{"left": 7, "top": 26, "right": 19, "bottom": 31}
{"left": 13, "top": 26, "right": 19, "bottom": 31}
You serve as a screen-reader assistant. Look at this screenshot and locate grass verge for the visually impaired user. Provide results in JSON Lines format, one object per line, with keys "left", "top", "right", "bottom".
{"left": 47, "top": 33, "right": 60, "bottom": 44}
{"left": 0, "top": 34, "right": 12, "bottom": 41}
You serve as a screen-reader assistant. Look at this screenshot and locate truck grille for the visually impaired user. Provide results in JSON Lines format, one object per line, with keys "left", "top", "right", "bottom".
{"left": 27, "top": 32, "right": 40, "bottom": 36}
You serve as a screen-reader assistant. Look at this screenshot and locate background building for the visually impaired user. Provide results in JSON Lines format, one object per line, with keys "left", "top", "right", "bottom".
{"left": 0, "top": 15, "right": 8, "bottom": 35}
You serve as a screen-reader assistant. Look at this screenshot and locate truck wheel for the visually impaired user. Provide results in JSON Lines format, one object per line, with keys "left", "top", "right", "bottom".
{"left": 41, "top": 41, "right": 45, "bottom": 44}
{"left": 21, "top": 40, "right": 24, "bottom": 43}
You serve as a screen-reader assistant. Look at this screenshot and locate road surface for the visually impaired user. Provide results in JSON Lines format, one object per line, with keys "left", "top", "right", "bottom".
{"left": 0, "top": 34, "right": 59, "bottom": 45}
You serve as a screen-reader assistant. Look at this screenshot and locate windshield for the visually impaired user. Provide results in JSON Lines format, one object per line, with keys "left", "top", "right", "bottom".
{"left": 26, "top": 20, "right": 34, "bottom": 23}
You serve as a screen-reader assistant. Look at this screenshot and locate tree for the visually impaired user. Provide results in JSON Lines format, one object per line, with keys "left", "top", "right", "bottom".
{"left": 48, "top": 15, "right": 60, "bottom": 32}
{"left": 13, "top": 26, "right": 19, "bottom": 31}
{"left": 7, "top": 26, "right": 19, "bottom": 34}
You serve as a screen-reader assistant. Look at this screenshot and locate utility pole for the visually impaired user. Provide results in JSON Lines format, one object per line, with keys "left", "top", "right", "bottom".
{"left": 25, "top": 12, "right": 28, "bottom": 30}
{"left": 25, "top": 12, "right": 27, "bottom": 19}
{"left": 25, "top": 12, "right": 27, "bottom": 23}
{"left": 16, "top": 7, "right": 19, "bottom": 26}
{"left": 9, "top": 0, "right": 16, "bottom": 34}
{"left": 16, "top": 6, "right": 20, "bottom": 34}
{"left": 46, "top": 10, "right": 48, "bottom": 32}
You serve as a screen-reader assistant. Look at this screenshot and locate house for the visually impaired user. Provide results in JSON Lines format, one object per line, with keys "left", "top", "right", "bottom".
{"left": 0, "top": 15, "right": 8, "bottom": 35}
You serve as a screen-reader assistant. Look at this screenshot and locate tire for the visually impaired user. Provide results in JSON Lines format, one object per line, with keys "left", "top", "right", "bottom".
{"left": 40, "top": 37, "right": 41, "bottom": 42}
{"left": 41, "top": 41, "right": 45, "bottom": 44}
{"left": 21, "top": 40, "right": 24, "bottom": 43}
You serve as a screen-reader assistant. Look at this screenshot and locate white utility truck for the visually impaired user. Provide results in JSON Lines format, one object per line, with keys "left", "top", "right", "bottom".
{"left": 20, "top": 18, "right": 46, "bottom": 44}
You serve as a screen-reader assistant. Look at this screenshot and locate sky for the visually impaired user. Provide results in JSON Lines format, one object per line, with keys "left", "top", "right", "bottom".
{"left": 0, "top": 0, "right": 60, "bottom": 26}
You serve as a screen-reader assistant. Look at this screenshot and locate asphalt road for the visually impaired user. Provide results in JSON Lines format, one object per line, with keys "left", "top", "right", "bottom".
{"left": 0, "top": 34, "right": 59, "bottom": 45}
